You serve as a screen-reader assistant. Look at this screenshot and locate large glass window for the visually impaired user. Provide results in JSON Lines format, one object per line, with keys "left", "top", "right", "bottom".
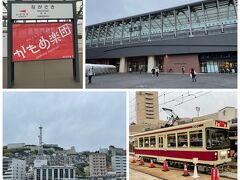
{"left": 167, "top": 134, "right": 176, "bottom": 147}
{"left": 144, "top": 137, "right": 149, "bottom": 147}
{"left": 60, "top": 169, "right": 63, "bottom": 178}
{"left": 139, "top": 138, "right": 143, "bottom": 147}
{"left": 150, "top": 136, "right": 156, "bottom": 147}
{"left": 54, "top": 169, "right": 58, "bottom": 179}
{"left": 206, "top": 128, "right": 230, "bottom": 149}
{"left": 37, "top": 169, "right": 40, "bottom": 180}
{"left": 48, "top": 169, "right": 52, "bottom": 180}
{"left": 190, "top": 130, "right": 203, "bottom": 147}
{"left": 42, "top": 169, "right": 46, "bottom": 180}
{"left": 177, "top": 132, "right": 188, "bottom": 148}
{"left": 159, "top": 136, "right": 163, "bottom": 148}
{"left": 70, "top": 169, "right": 74, "bottom": 178}
{"left": 65, "top": 169, "right": 69, "bottom": 178}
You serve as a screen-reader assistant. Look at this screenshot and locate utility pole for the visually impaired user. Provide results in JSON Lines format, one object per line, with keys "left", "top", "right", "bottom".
{"left": 196, "top": 106, "right": 200, "bottom": 117}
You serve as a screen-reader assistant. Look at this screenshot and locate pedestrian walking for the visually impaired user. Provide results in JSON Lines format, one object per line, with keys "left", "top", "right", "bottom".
{"left": 181, "top": 66, "right": 185, "bottom": 74}
{"left": 139, "top": 65, "right": 142, "bottom": 74}
{"left": 129, "top": 67, "right": 132, "bottom": 73}
{"left": 151, "top": 68, "right": 155, "bottom": 78}
{"left": 87, "top": 66, "right": 95, "bottom": 84}
{"left": 190, "top": 68, "right": 197, "bottom": 82}
{"left": 155, "top": 67, "right": 159, "bottom": 78}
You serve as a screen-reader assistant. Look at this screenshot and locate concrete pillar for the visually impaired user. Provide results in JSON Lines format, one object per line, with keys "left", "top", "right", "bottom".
{"left": 119, "top": 57, "right": 127, "bottom": 73}
{"left": 147, "top": 56, "right": 156, "bottom": 73}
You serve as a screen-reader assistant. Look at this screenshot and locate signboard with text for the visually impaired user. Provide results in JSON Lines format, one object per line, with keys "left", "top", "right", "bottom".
{"left": 12, "top": 22, "right": 74, "bottom": 62}
{"left": 12, "top": 3, "right": 73, "bottom": 20}
{"left": 7, "top": 1, "right": 80, "bottom": 88}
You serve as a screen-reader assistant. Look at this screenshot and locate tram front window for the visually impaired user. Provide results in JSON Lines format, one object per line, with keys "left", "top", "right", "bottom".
{"left": 206, "top": 128, "right": 230, "bottom": 149}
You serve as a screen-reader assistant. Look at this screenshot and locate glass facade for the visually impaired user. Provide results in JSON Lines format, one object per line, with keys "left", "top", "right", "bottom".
{"left": 199, "top": 52, "right": 237, "bottom": 73}
{"left": 86, "top": 0, "right": 237, "bottom": 47}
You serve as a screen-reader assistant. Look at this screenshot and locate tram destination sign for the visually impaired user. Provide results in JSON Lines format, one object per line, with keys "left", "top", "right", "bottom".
{"left": 12, "top": 3, "right": 73, "bottom": 20}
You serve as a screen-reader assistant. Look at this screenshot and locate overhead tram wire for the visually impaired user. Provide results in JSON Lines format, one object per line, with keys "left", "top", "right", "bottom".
{"left": 129, "top": 91, "right": 211, "bottom": 121}
{"left": 168, "top": 92, "right": 212, "bottom": 109}
{"left": 129, "top": 91, "right": 204, "bottom": 115}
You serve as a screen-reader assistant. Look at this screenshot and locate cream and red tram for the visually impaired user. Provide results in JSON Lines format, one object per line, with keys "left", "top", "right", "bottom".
{"left": 133, "top": 119, "right": 231, "bottom": 166}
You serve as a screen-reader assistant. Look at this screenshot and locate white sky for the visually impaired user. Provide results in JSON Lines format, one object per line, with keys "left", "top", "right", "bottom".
{"left": 4, "top": 92, "right": 126, "bottom": 152}
{"left": 86, "top": 0, "right": 203, "bottom": 25}
{"left": 129, "top": 91, "right": 238, "bottom": 123}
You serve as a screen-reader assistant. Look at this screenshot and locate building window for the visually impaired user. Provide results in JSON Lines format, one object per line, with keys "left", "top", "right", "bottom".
{"left": 60, "top": 169, "right": 64, "bottom": 178}
{"left": 159, "top": 136, "right": 163, "bottom": 148}
{"left": 65, "top": 169, "right": 69, "bottom": 178}
{"left": 177, "top": 132, "right": 188, "bottom": 148}
{"left": 150, "top": 136, "right": 156, "bottom": 147}
{"left": 48, "top": 169, "right": 52, "bottom": 180}
{"left": 167, "top": 134, "right": 176, "bottom": 147}
{"left": 190, "top": 130, "right": 203, "bottom": 147}
{"left": 42, "top": 169, "right": 46, "bottom": 180}
{"left": 144, "top": 137, "right": 149, "bottom": 147}
{"left": 37, "top": 169, "right": 40, "bottom": 180}
{"left": 70, "top": 169, "right": 74, "bottom": 178}
{"left": 54, "top": 169, "right": 58, "bottom": 179}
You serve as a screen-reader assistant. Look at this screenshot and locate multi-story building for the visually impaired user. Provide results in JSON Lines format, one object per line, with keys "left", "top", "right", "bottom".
{"left": 89, "top": 153, "right": 107, "bottom": 177}
{"left": 136, "top": 91, "right": 159, "bottom": 127}
{"left": 3, "top": 157, "right": 26, "bottom": 180}
{"left": 34, "top": 165, "right": 75, "bottom": 180}
{"left": 111, "top": 155, "right": 126, "bottom": 175}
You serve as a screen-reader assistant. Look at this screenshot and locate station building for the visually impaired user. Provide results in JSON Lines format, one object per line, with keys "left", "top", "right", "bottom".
{"left": 86, "top": 0, "right": 237, "bottom": 73}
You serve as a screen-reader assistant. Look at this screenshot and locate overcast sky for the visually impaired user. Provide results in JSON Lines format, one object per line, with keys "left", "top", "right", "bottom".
{"left": 4, "top": 92, "right": 126, "bottom": 152}
{"left": 129, "top": 91, "right": 237, "bottom": 123}
{"left": 86, "top": 0, "right": 202, "bottom": 25}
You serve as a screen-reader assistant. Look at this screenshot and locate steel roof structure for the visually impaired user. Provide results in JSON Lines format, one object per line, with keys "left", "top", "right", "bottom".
{"left": 86, "top": 0, "right": 237, "bottom": 48}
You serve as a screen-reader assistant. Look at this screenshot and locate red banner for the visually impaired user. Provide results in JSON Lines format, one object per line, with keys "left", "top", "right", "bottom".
{"left": 12, "top": 22, "right": 74, "bottom": 62}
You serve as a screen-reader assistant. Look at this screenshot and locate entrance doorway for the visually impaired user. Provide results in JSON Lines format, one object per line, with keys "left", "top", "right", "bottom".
{"left": 127, "top": 57, "right": 148, "bottom": 72}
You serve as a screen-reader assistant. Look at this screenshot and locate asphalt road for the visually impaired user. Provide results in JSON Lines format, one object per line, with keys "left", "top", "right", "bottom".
{"left": 86, "top": 72, "right": 237, "bottom": 89}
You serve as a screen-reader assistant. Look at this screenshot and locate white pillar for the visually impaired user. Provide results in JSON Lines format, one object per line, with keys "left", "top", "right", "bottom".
{"left": 147, "top": 56, "right": 156, "bottom": 73}
{"left": 119, "top": 57, "right": 127, "bottom": 73}
{"left": 46, "top": 169, "right": 48, "bottom": 180}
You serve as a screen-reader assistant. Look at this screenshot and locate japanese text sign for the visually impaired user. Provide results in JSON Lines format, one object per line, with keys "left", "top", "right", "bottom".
{"left": 12, "top": 22, "right": 74, "bottom": 62}
{"left": 12, "top": 3, "right": 73, "bottom": 20}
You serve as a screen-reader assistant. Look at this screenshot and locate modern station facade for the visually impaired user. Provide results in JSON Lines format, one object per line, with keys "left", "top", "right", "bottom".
{"left": 86, "top": 0, "right": 237, "bottom": 73}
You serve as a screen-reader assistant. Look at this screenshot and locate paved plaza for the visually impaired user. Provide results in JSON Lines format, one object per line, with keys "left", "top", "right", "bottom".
{"left": 86, "top": 73, "right": 237, "bottom": 89}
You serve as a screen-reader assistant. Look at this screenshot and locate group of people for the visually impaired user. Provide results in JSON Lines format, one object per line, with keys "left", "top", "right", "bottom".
{"left": 151, "top": 67, "right": 160, "bottom": 78}
{"left": 87, "top": 65, "right": 197, "bottom": 84}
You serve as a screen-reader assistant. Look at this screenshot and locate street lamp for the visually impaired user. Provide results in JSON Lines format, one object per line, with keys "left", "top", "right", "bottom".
{"left": 196, "top": 106, "right": 200, "bottom": 117}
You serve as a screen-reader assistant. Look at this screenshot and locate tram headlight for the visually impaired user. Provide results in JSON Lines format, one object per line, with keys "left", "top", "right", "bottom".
{"left": 214, "top": 151, "right": 218, "bottom": 160}
{"left": 227, "top": 150, "right": 230, "bottom": 158}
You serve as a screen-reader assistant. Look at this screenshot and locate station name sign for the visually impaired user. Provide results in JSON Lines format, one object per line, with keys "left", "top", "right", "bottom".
{"left": 12, "top": 3, "right": 73, "bottom": 20}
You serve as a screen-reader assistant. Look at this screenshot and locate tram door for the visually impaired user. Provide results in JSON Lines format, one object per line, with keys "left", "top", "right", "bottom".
{"left": 158, "top": 136, "right": 164, "bottom": 162}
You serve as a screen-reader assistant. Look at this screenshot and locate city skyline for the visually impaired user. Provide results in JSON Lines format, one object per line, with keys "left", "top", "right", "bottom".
{"left": 86, "top": 0, "right": 202, "bottom": 25}
{"left": 4, "top": 92, "right": 126, "bottom": 152}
